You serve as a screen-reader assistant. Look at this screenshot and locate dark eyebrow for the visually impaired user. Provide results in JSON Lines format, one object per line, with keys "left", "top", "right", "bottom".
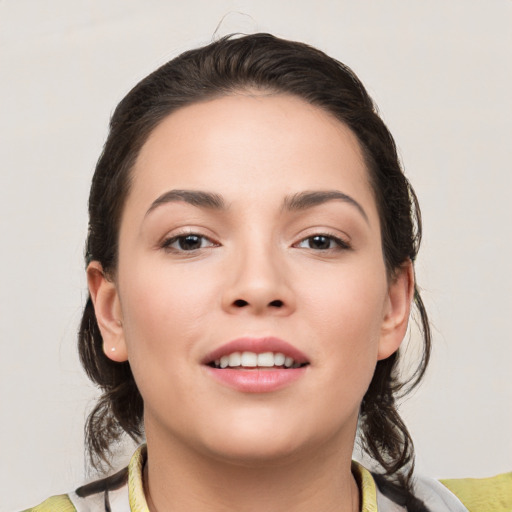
{"left": 145, "top": 189, "right": 227, "bottom": 216}
{"left": 283, "top": 190, "right": 369, "bottom": 224}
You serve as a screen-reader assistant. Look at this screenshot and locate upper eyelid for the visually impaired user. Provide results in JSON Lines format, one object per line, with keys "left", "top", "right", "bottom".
{"left": 159, "top": 226, "right": 219, "bottom": 242}
{"left": 160, "top": 233, "right": 220, "bottom": 254}
{"left": 293, "top": 227, "right": 351, "bottom": 243}
{"left": 294, "top": 233, "right": 351, "bottom": 248}
{"left": 163, "top": 232, "right": 217, "bottom": 243}
{"left": 158, "top": 229, "right": 220, "bottom": 251}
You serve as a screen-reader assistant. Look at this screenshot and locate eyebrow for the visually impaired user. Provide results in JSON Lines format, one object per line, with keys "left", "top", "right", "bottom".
{"left": 145, "top": 189, "right": 227, "bottom": 216}
{"left": 283, "top": 190, "right": 369, "bottom": 223}
{"left": 145, "top": 188, "right": 368, "bottom": 224}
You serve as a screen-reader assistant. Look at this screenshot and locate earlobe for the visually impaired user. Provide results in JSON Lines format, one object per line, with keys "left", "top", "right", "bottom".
{"left": 377, "top": 260, "right": 414, "bottom": 361}
{"left": 87, "top": 261, "right": 128, "bottom": 363}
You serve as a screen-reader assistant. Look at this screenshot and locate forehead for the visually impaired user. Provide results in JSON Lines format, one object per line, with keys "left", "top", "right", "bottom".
{"left": 129, "top": 93, "right": 376, "bottom": 216}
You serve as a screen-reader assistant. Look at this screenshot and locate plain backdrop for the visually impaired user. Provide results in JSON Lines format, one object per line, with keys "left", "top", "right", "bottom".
{"left": 1, "top": 1, "right": 511, "bottom": 510}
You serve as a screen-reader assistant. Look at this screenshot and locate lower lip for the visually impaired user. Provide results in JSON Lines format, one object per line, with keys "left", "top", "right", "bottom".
{"left": 204, "top": 366, "right": 307, "bottom": 393}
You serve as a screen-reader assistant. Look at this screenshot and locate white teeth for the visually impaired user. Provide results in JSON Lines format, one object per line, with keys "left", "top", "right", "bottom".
{"left": 274, "top": 352, "right": 285, "bottom": 366}
{"left": 212, "top": 351, "right": 302, "bottom": 369}
{"left": 228, "top": 352, "right": 241, "bottom": 367}
{"left": 241, "top": 351, "right": 258, "bottom": 367}
{"left": 257, "top": 352, "right": 274, "bottom": 367}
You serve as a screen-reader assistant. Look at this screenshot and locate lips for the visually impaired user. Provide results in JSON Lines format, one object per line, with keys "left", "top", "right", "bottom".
{"left": 203, "top": 337, "right": 309, "bottom": 368}
{"left": 203, "top": 337, "right": 309, "bottom": 393}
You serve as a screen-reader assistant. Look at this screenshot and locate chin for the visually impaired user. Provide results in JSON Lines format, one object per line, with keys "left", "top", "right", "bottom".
{"left": 195, "top": 409, "right": 346, "bottom": 468}
{"left": 203, "top": 435, "right": 308, "bottom": 468}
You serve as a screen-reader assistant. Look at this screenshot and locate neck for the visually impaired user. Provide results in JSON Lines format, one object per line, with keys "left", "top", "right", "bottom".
{"left": 143, "top": 429, "right": 360, "bottom": 512}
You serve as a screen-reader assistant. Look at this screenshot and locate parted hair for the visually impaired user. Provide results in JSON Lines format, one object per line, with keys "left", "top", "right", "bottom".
{"left": 79, "top": 33, "right": 431, "bottom": 510}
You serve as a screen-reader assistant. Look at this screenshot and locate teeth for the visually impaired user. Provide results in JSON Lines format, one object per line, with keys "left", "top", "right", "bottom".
{"left": 257, "top": 352, "right": 274, "bottom": 367}
{"left": 274, "top": 352, "right": 285, "bottom": 366}
{"left": 228, "top": 352, "right": 241, "bottom": 367}
{"left": 212, "top": 351, "right": 301, "bottom": 369}
{"left": 240, "top": 352, "right": 258, "bottom": 367}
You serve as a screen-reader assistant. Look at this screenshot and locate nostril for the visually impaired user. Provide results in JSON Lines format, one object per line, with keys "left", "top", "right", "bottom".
{"left": 232, "top": 299, "right": 284, "bottom": 308}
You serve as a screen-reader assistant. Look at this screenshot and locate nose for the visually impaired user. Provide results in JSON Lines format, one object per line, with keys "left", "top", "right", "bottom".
{"left": 221, "top": 244, "right": 295, "bottom": 316}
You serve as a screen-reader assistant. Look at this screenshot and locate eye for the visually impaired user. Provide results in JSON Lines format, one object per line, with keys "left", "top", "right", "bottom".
{"left": 162, "top": 233, "right": 217, "bottom": 252}
{"left": 295, "top": 234, "right": 350, "bottom": 251}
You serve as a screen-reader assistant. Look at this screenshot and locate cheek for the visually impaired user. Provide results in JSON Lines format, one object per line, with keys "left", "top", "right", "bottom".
{"left": 300, "top": 262, "right": 387, "bottom": 378}
{"left": 304, "top": 262, "right": 386, "bottom": 333}
{"left": 115, "top": 260, "right": 221, "bottom": 423}
{"left": 118, "top": 260, "right": 219, "bottom": 357}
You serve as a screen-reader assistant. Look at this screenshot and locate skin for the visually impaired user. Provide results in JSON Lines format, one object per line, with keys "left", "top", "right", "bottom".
{"left": 88, "top": 93, "right": 413, "bottom": 512}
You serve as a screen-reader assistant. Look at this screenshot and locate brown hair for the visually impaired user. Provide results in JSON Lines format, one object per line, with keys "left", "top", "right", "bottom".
{"left": 79, "top": 33, "right": 430, "bottom": 509}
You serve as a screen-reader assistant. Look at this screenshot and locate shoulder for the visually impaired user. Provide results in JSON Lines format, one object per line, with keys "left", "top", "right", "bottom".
{"left": 355, "top": 459, "right": 512, "bottom": 512}
{"left": 440, "top": 472, "right": 512, "bottom": 512}
{"left": 21, "top": 446, "right": 147, "bottom": 512}
{"left": 22, "top": 467, "right": 130, "bottom": 512}
{"left": 20, "top": 494, "right": 76, "bottom": 512}
{"left": 20, "top": 470, "right": 128, "bottom": 512}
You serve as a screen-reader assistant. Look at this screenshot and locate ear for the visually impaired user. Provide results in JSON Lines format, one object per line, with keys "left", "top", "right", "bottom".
{"left": 378, "top": 260, "right": 414, "bottom": 361}
{"left": 87, "top": 261, "right": 128, "bottom": 363}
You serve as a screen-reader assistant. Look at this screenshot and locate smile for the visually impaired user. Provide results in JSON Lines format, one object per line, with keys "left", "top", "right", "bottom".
{"left": 210, "top": 351, "right": 305, "bottom": 369}
{"left": 203, "top": 337, "right": 309, "bottom": 392}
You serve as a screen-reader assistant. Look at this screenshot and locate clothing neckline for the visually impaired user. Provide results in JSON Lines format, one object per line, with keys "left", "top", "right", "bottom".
{"left": 127, "top": 445, "right": 378, "bottom": 512}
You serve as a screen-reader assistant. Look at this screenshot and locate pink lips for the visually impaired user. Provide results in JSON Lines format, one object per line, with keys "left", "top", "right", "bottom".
{"left": 203, "top": 337, "right": 308, "bottom": 365}
{"left": 203, "top": 337, "right": 309, "bottom": 393}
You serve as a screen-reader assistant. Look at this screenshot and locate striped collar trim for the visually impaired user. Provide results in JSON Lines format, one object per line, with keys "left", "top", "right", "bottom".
{"left": 352, "top": 460, "right": 379, "bottom": 512}
{"left": 128, "top": 445, "right": 150, "bottom": 512}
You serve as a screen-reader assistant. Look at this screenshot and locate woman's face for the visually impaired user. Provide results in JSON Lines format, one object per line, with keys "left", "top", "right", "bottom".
{"left": 90, "top": 93, "right": 411, "bottom": 464}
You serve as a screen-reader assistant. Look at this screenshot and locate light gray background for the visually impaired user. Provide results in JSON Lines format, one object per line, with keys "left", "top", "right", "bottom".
{"left": 1, "top": 1, "right": 511, "bottom": 510}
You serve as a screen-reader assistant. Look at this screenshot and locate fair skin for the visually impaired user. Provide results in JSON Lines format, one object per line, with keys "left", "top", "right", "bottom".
{"left": 88, "top": 93, "right": 413, "bottom": 512}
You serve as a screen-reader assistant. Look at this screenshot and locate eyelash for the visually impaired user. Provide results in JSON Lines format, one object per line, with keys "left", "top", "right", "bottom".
{"left": 160, "top": 231, "right": 351, "bottom": 253}
{"left": 294, "top": 233, "right": 351, "bottom": 251}
{"left": 161, "top": 232, "right": 218, "bottom": 253}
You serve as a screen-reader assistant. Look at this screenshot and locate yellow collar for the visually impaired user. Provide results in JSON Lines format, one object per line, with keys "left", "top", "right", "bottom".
{"left": 127, "top": 445, "right": 150, "bottom": 512}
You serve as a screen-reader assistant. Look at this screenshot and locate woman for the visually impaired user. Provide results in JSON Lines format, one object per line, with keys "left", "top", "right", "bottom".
{"left": 25, "top": 34, "right": 510, "bottom": 512}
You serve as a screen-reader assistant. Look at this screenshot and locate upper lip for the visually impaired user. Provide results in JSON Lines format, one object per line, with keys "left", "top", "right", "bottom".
{"left": 202, "top": 337, "right": 309, "bottom": 365}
